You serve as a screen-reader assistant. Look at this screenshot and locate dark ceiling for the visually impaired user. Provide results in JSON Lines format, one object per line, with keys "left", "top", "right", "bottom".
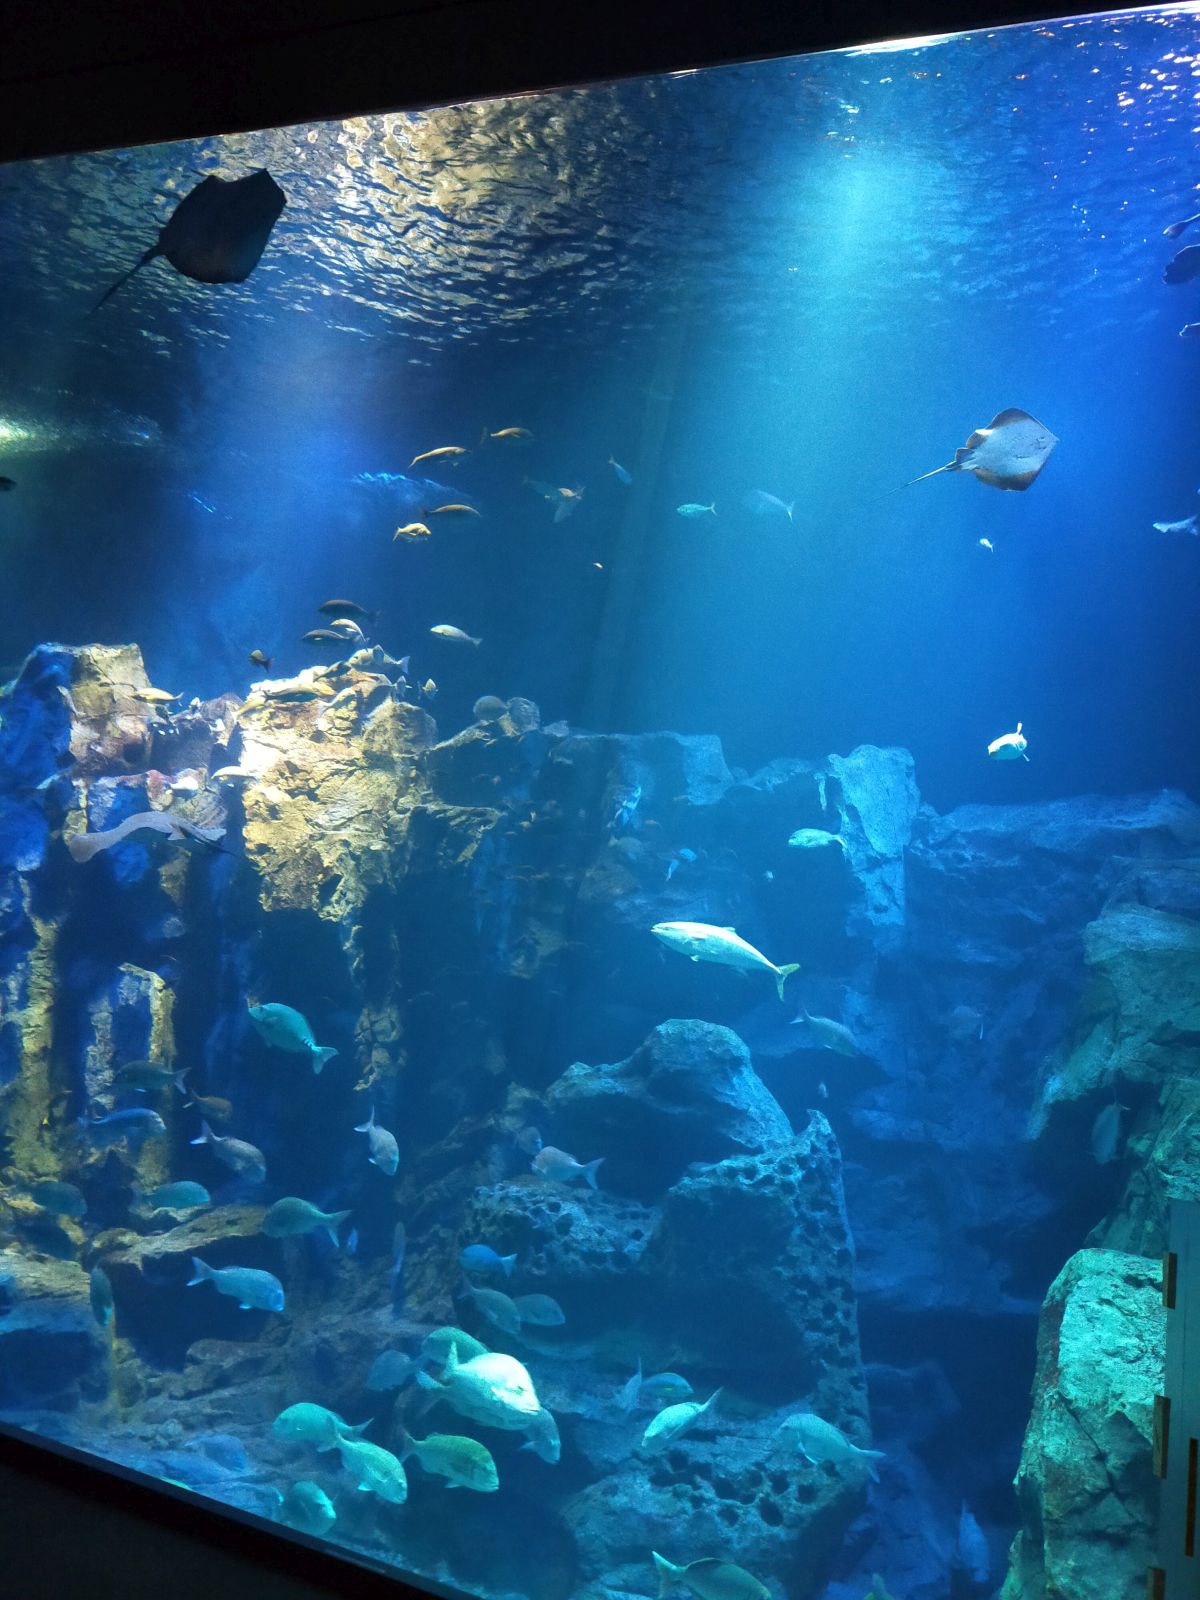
{"left": 0, "top": 0, "right": 1148, "bottom": 163}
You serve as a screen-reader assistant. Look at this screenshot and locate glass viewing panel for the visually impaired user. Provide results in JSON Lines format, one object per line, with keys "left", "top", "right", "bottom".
{"left": 0, "top": 8, "right": 1197, "bottom": 1599}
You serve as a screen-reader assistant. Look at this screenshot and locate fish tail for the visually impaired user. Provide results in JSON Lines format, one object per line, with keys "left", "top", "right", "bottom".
{"left": 396, "top": 1426, "right": 414, "bottom": 1461}
{"left": 311, "top": 1045, "right": 338, "bottom": 1075}
{"left": 354, "top": 1106, "right": 375, "bottom": 1133}
{"left": 187, "top": 1256, "right": 212, "bottom": 1287}
{"left": 583, "top": 1157, "right": 605, "bottom": 1190}
{"left": 863, "top": 1448, "right": 885, "bottom": 1482}
{"left": 702, "top": 1387, "right": 723, "bottom": 1416}
{"left": 501, "top": 1254, "right": 517, "bottom": 1278}
{"left": 343, "top": 1417, "right": 373, "bottom": 1438}
{"left": 188, "top": 1119, "right": 213, "bottom": 1147}
{"left": 327, "top": 1208, "right": 353, "bottom": 1247}
{"left": 66, "top": 831, "right": 105, "bottom": 863}
{"left": 786, "top": 502, "right": 795, "bottom": 521}
{"left": 775, "top": 963, "right": 801, "bottom": 1002}
{"left": 652, "top": 1554, "right": 680, "bottom": 1598}
{"left": 173, "top": 1067, "right": 190, "bottom": 1093}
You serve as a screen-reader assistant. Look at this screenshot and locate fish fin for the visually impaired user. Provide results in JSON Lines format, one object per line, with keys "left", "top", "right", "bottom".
{"left": 775, "top": 962, "right": 801, "bottom": 1002}
{"left": 326, "top": 1209, "right": 352, "bottom": 1247}
{"left": 584, "top": 1157, "right": 605, "bottom": 1190}
{"left": 501, "top": 1254, "right": 517, "bottom": 1277}
{"left": 344, "top": 1418, "right": 373, "bottom": 1438}
{"left": 863, "top": 1448, "right": 885, "bottom": 1482}
{"left": 354, "top": 1107, "right": 375, "bottom": 1133}
{"left": 189, "top": 1119, "right": 214, "bottom": 1148}
{"left": 173, "top": 1068, "right": 190, "bottom": 1092}
{"left": 311, "top": 1045, "right": 338, "bottom": 1075}
{"left": 786, "top": 502, "right": 795, "bottom": 521}
{"left": 186, "top": 1256, "right": 211, "bottom": 1286}
{"left": 652, "top": 1553, "right": 680, "bottom": 1598}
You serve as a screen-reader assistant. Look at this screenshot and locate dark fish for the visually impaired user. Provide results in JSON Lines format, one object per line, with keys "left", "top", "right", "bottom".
{"left": 29, "top": 1180, "right": 87, "bottom": 1217}
{"left": 19, "top": 1218, "right": 77, "bottom": 1260}
{"left": 93, "top": 169, "right": 287, "bottom": 311}
{"left": 115, "top": 1060, "right": 188, "bottom": 1094}
{"left": 90, "top": 1264, "right": 115, "bottom": 1328}
{"left": 184, "top": 1092, "right": 234, "bottom": 1124}
{"left": 248, "top": 649, "right": 273, "bottom": 669}
{"left": 0, "top": 477, "right": 15, "bottom": 491}
{"left": 1164, "top": 209, "right": 1200, "bottom": 239}
{"left": 302, "top": 629, "right": 347, "bottom": 645}
{"left": 318, "top": 599, "right": 378, "bottom": 623}
{"left": 1163, "top": 245, "right": 1200, "bottom": 284}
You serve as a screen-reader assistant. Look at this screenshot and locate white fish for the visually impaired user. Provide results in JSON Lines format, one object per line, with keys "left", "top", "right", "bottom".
{"left": 532, "top": 1145, "right": 604, "bottom": 1188}
{"left": 742, "top": 490, "right": 794, "bottom": 521}
{"left": 1152, "top": 514, "right": 1198, "bottom": 537}
{"left": 978, "top": 538, "right": 995, "bottom": 552}
{"left": 775, "top": 1412, "right": 884, "bottom": 1480}
{"left": 787, "top": 827, "right": 846, "bottom": 852}
{"left": 651, "top": 921, "right": 799, "bottom": 1002}
{"left": 1091, "top": 1099, "right": 1127, "bottom": 1165}
{"left": 987, "top": 722, "right": 1028, "bottom": 762}
{"left": 186, "top": 1257, "right": 284, "bottom": 1312}
{"left": 430, "top": 624, "right": 482, "bottom": 646}
{"left": 354, "top": 1106, "right": 399, "bottom": 1175}
{"left": 642, "top": 1389, "right": 722, "bottom": 1454}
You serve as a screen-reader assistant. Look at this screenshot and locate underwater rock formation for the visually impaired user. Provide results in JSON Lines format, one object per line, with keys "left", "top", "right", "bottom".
{"left": 1001, "top": 1249, "right": 1164, "bottom": 1600}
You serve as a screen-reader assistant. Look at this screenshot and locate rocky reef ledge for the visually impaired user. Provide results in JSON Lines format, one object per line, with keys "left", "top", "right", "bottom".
{"left": 1, "top": 642, "right": 1198, "bottom": 1600}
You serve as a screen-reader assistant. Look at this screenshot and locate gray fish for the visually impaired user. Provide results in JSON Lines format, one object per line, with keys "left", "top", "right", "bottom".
{"left": 189, "top": 1119, "right": 267, "bottom": 1182}
{"left": 28, "top": 1180, "right": 87, "bottom": 1217}
{"left": 366, "top": 1350, "right": 418, "bottom": 1392}
{"left": 791, "top": 1008, "right": 861, "bottom": 1057}
{"left": 513, "top": 1293, "right": 565, "bottom": 1328}
{"left": 354, "top": 1106, "right": 399, "bottom": 1175}
{"left": 521, "top": 1406, "right": 561, "bottom": 1463}
{"left": 68, "top": 810, "right": 225, "bottom": 864}
{"left": 115, "top": 1060, "right": 189, "bottom": 1094}
{"left": 262, "top": 1196, "right": 351, "bottom": 1246}
{"left": 1152, "top": 514, "right": 1199, "bottom": 537}
{"left": 1164, "top": 244, "right": 1200, "bottom": 284}
{"left": 89, "top": 1264, "right": 115, "bottom": 1327}
{"left": 278, "top": 1480, "right": 336, "bottom": 1536}
{"left": 187, "top": 1256, "right": 284, "bottom": 1311}
{"left": 463, "top": 1283, "right": 522, "bottom": 1337}
{"left": 1091, "top": 1100, "right": 1127, "bottom": 1166}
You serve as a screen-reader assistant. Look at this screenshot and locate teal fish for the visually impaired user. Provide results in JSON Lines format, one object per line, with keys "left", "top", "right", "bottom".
{"left": 138, "top": 1180, "right": 211, "bottom": 1212}
{"left": 652, "top": 1552, "right": 769, "bottom": 1600}
{"left": 642, "top": 1389, "right": 722, "bottom": 1453}
{"left": 186, "top": 1256, "right": 284, "bottom": 1311}
{"left": 609, "top": 456, "right": 633, "bottom": 486}
{"left": 273, "top": 1403, "right": 370, "bottom": 1448}
{"left": 399, "top": 1429, "right": 499, "bottom": 1491}
{"left": 278, "top": 1480, "right": 336, "bottom": 1536}
{"left": 366, "top": 1350, "right": 418, "bottom": 1392}
{"left": 463, "top": 1283, "right": 521, "bottom": 1337}
{"left": 89, "top": 1264, "right": 114, "bottom": 1328}
{"left": 29, "top": 1180, "right": 87, "bottom": 1218}
{"left": 676, "top": 503, "right": 716, "bottom": 518}
{"left": 321, "top": 1436, "right": 407, "bottom": 1504}
{"left": 513, "top": 1293, "right": 565, "bottom": 1328}
{"left": 521, "top": 1407, "right": 561, "bottom": 1464}
{"left": 262, "top": 1197, "right": 351, "bottom": 1246}
{"left": 247, "top": 1003, "right": 338, "bottom": 1073}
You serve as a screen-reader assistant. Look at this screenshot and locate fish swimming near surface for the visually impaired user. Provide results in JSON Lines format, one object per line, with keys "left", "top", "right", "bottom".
{"left": 609, "top": 456, "right": 633, "bottom": 485}
{"left": 1091, "top": 1099, "right": 1128, "bottom": 1165}
{"left": 425, "top": 503, "right": 482, "bottom": 521}
{"left": 677, "top": 502, "right": 716, "bottom": 518}
{"left": 89, "top": 1264, "right": 115, "bottom": 1328}
{"left": 273, "top": 1403, "right": 370, "bottom": 1448}
{"left": 1164, "top": 244, "right": 1200, "bottom": 283}
{"left": 410, "top": 446, "right": 470, "bottom": 468}
{"left": 277, "top": 1480, "right": 336, "bottom": 1537}
{"left": 742, "top": 490, "right": 794, "bottom": 521}
{"left": 399, "top": 1429, "right": 499, "bottom": 1491}
{"left": 189, "top": 1120, "right": 267, "bottom": 1182}
{"left": 68, "top": 811, "right": 226, "bottom": 863}
{"left": 642, "top": 1390, "right": 722, "bottom": 1453}
{"left": 791, "top": 1007, "right": 861, "bottom": 1057}
{"left": 430, "top": 624, "right": 482, "bottom": 646}
{"left": 137, "top": 1180, "right": 211, "bottom": 1211}
{"left": 460, "top": 1243, "right": 517, "bottom": 1278}
{"left": 187, "top": 1256, "right": 284, "bottom": 1311}
{"left": 262, "top": 1196, "right": 351, "bottom": 1246}
{"left": 248, "top": 1003, "right": 337, "bottom": 1073}
{"left": 902, "top": 408, "right": 1058, "bottom": 493}
{"left": 775, "top": 1411, "right": 884, "bottom": 1479}
{"left": 651, "top": 921, "right": 800, "bottom": 1001}
{"left": 787, "top": 827, "right": 846, "bottom": 852}
{"left": 74, "top": 1106, "right": 166, "bottom": 1148}
{"left": 532, "top": 1145, "right": 604, "bottom": 1188}
{"left": 29, "top": 1180, "right": 87, "bottom": 1217}
{"left": 979, "top": 537, "right": 995, "bottom": 552}
{"left": 987, "top": 722, "right": 1029, "bottom": 761}
{"left": 354, "top": 1106, "right": 399, "bottom": 1175}
{"left": 513, "top": 1293, "right": 565, "bottom": 1327}
{"left": 92, "top": 169, "right": 287, "bottom": 310}
{"left": 320, "top": 1436, "right": 408, "bottom": 1504}
{"left": 652, "top": 1552, "right": 770, "bottom": 1600}
{"left": 1153, "top": 514, "right": 1199, "bottom": 537}
{"left": 1164, "top": 209, "right": 1200, "bottom": 239}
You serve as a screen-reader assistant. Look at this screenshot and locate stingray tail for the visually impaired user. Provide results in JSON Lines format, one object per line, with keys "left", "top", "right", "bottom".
{"left": 89, "top": 248, "right": 159, "bottom": 314}
{"left": 901, "top": 461, "right": 957, "bottom": 489}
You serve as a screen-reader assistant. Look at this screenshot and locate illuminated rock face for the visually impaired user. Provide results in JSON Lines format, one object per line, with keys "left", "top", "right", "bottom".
{"left": 2, "top": 641, "right": 1200, "bottom": 1600}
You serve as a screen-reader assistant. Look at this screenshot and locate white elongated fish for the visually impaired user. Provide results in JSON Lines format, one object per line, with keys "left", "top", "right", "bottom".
{"left": 651, "top": 921, "right": 799, "bottom": 1001}
{"left": 987, "top": 722, "right": 1028, "bottom": 761}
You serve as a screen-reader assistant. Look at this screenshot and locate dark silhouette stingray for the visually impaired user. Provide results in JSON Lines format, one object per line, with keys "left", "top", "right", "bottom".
{"left": 93, "top": 169, "right": 287, "bottom": 311}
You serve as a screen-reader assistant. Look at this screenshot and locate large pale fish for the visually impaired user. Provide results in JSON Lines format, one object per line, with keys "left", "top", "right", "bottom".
{"left": 904, "top": 408, "right": 1058, "bottom": 492}
{"left": 651, "top": 921, "right": 799, "bottom": 1001}
{"left": 775, "top": 1412, "right": 884, "bottom": 1480}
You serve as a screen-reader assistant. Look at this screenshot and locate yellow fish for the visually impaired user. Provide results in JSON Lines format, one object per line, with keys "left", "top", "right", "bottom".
{"left": 394, "top": 522, "right": 432, "bottom": 542}
{"left": 132, "top": 688, "right": 181, "bottom": 705}
{"left": 410, "top": 446, "right": 469, "bottom": 467}
{"left": 485, "top": 427, "right": 532, "bottom": 442}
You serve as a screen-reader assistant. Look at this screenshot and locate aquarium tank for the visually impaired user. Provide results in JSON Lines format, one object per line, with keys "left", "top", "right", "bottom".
{"left": 1, "top": 5, "right": 1198, "bottom": 1598}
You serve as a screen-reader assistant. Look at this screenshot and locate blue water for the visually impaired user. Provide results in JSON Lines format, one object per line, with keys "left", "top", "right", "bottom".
{"left": 0, "top": 8, "right": 1198, "bottom": 1600}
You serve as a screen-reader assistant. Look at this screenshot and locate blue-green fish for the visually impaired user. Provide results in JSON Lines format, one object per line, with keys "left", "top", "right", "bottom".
{"left": 608, "top": 456, "right": 633, "bottom": 486}
{"left": 29, "top": 1180, "right": 87, "bottom": 1217}
{"left": 187, "top": 1256, "right": 284, "bottom": 1311}
{"left": 262, "top": 1196, "right": 351, "bottom": 1246}
{"left": 137, "top": 1181, "right": 211, "bottom": 1211}
{"left": 320, "top": 1436, "right": 407, "bottom": 1504}
{"left": 399, "top": 1428, "right": 499, "bottom": 1491}
{"left": 89, "top": 1264, "right": 114, "bottom": 1328}
{"left": 248, "top": 1003, "right": 338, "bottom": 1073}
{"left": 676, "top": 503, "right": 715, "bottom": 518}
{"left": 277, "top": 1480, "right": 336, "bottom": 1536}
{"left": 273, "top": 1403, "right": 370, "bottom": 1448}
{"left": 459, "top": 1243, "right": 516, "bottom": 1278}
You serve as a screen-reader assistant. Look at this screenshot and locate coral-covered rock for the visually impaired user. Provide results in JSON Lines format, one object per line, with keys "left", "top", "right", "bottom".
{"left": 1000, "top": 1249, "right": 1163, "bottom": 1600}
{"left": 0, "top": 1248, "right": 105, "bottom": 1409}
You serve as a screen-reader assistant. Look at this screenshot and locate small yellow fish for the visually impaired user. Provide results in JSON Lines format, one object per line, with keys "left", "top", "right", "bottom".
{"left": 410, "top": 446, "right": 469, "bottom": 467}
{"left": 485, "top": 427, "right": 532, "bottom": 442}
{"left": 394, "top": 522, "right": 433, "bottom": 542}
{"left": 420, "top": 679, "right": 438, "bottom": 699}
{"left": 425, "top": 504, "right": 481, "bottom": 519}
{"left": 133, "top": 688, "right": 181, "bottom": 705}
